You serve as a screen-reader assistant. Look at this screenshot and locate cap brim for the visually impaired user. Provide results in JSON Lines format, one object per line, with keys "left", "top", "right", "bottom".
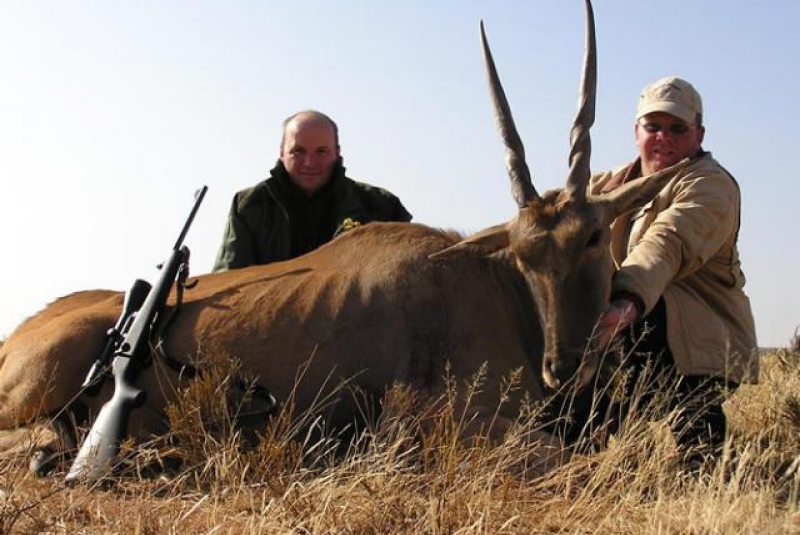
{"left": 636, "top": 102, "right": 695, "bottom": 124}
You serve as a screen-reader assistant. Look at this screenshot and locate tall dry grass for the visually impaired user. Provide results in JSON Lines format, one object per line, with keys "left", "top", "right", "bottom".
{"left": 2, "top": 337, "right": 800, "bottom": 534}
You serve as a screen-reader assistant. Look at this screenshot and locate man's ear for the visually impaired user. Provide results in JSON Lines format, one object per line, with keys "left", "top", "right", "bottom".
{"left": 429, "top": 224, "right": 510, "bottom": 260}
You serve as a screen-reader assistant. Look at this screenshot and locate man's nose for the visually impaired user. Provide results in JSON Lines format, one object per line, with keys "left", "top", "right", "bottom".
{"left": 656, "top": 129, "right": 676, "bottom": 141}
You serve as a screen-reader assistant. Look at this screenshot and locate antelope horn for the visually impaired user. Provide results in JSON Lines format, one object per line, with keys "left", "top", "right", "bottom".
{"left": 565, "top": 0, "right": 597, "bottom": 200}
{"left": 480, "top": 20, "right": 538, "bottom": 208}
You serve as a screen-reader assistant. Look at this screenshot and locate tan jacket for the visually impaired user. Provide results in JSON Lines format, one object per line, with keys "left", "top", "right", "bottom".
{"left": 591, "top": 153, "right": 758, "bottom": 383}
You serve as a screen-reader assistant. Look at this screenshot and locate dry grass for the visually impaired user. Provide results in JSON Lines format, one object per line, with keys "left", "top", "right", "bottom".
{"left": 3, "top": 339, "right": 800, "bottom": 534}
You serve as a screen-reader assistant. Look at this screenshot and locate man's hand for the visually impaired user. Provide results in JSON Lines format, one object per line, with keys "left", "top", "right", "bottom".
{"left": 596, "top": 298, "right": 639, "bottom": 348}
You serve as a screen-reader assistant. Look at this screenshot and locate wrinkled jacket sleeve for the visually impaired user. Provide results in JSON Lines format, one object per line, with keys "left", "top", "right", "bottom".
{"left": 613, "top": 169, "right": 740, "bottom": 314}
{"left": 212, "top": 194, "right": 256, "bottom": 272}
{"left": 390, "top": 196, "right": 412, "bottom": 223}
{"left": 355, "top": 179, "right": 413, "bottom": 223}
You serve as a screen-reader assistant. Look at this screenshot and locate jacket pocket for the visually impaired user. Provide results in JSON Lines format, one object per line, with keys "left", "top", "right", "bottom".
{"left": 667, "top": 284, "right": 729, "bottom": 375}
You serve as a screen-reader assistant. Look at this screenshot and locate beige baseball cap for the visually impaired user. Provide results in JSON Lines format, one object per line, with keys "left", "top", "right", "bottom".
{"left": 636, "top": 76, "right": 703, "bottom": 124}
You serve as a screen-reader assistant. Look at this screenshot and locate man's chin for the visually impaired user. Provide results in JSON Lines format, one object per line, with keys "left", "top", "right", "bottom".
{"left": 650, "top": 158, "right": 680, "bottom": 173}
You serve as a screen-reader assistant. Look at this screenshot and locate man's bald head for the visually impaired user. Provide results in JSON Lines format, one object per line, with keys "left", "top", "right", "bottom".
{"left": 281, "top": 110, "right": 339, "bottom": 149}
{"left": 279, "top": 110, "right": 341, "bottom": 195}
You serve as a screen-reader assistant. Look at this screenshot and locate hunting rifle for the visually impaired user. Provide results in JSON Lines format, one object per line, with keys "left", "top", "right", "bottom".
{"left": 66, "top": 185, "right": 207, "bottom": 483}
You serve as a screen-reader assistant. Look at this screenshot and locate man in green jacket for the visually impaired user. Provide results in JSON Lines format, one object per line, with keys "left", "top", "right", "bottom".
{"left": 588, "top": 77, "right": 758, "bottom": 462}
{"left": 213, "top": 110, "right": 412, "bottom": 272}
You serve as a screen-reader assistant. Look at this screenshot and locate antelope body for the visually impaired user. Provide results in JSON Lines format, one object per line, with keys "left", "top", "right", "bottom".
{"left": 0, "top": 0, "right": 686, "bottom": 472}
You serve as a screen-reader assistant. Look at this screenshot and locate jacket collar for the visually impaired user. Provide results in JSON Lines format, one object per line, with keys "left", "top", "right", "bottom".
{"left": 264, "top": 158, "right": 373, "bottom": 233}
{"left": 602, "top": 149, "right": 709, "bottom": 194}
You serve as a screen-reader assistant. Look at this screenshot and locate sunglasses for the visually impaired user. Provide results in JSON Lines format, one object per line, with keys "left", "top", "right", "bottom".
{"left": 639, "top": 121, "right": 694, "bottom": 136}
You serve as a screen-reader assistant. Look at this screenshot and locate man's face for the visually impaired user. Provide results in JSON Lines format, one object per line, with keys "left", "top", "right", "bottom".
{"left": 635, "top": 111, "right": 705, "bottom": 174}
{"left": 280, "top": 119, "right": 340, "bottom": 194}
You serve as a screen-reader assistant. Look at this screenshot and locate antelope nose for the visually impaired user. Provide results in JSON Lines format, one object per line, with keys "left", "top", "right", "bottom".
{"left": 545, "top": 356, "right": 577, "bottom": 389}
{"left": 543, "top": 358, "right": 564, "bottom": 389}
{"left": 549, "top": 360, "right": 565, "bottom": 383}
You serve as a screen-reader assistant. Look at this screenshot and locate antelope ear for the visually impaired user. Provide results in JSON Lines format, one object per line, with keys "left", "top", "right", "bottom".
{"left": 600, "top": 158, "right": 691, "bottom": 220}
{"left": 429, "top": 224, "right": 510, "bottom": 260}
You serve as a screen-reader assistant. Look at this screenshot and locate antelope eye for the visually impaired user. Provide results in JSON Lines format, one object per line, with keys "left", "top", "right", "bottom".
{"left": 586, "top": 229, "right": 603, "bottom": 249}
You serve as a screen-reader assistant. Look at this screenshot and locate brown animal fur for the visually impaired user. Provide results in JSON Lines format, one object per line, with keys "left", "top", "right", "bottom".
{"left": 0, "top": 0, "right": 688, "bottom": 474}
{"left": 0, "top": 223, "right": 549, "bottom": 459}
{"left": 0, "top": 159, "right": 683, "bottom": 469}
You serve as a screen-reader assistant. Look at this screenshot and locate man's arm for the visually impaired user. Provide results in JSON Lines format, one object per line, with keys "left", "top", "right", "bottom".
{"left": 391, "top": 196, "right": 413, "bottom": 223}
{"left": 212, "top": 196, "right": 256, "bottom": 272}
{"left": 596, "top": 167, "right": 740, "bottom": 345}
{"left": 612, "top": 170, "right": 740, "bottom": 314}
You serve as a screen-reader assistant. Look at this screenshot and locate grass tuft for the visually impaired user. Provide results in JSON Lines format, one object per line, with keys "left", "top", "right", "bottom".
{"left": 2, "top": 342, "right": 800, "bottom": 533}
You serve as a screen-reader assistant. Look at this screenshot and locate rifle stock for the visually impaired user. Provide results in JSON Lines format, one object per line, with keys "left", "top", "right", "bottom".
{"left": 65, "top": 186, "right": 207, "bottom": 484}
{"left": 66, "top": 357, "right": 146, "bottom": 481}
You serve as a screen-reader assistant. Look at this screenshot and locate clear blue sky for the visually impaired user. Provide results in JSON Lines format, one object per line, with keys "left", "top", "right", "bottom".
{"left": 1, "top": 1, "right": 798, "bottom": 348}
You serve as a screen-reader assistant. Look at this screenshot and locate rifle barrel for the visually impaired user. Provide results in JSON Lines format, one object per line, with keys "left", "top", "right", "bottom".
{"left": 173, "top": 185, "right": 207, "bottom": 250}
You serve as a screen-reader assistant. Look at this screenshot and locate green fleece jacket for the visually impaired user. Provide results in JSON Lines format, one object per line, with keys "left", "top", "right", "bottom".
{"left": 213, "top": 159, "right": 412, "bottom": 272}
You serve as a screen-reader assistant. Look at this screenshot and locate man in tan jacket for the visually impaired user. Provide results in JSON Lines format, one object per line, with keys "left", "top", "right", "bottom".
{"left": 590, "top": 77, "right": 758, "bottom": 462}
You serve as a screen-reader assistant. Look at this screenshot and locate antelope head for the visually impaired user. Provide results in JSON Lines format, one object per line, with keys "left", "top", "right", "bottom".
{"left": 434, "top": 0, "right": 688, "bottom": 390}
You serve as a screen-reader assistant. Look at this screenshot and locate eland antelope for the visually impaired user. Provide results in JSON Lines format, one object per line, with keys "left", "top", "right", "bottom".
{"left": 0, "top": 0, "right": 688, "bottom": 474}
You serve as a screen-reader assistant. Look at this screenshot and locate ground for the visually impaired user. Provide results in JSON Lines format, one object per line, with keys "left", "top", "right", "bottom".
{"left": 2, "top": 341, "right": 800, "bottom": 534}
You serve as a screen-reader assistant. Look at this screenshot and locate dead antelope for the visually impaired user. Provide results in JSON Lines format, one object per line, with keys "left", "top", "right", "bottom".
{"left": 0, "top": 0, "right": 686, "bottom": 475}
